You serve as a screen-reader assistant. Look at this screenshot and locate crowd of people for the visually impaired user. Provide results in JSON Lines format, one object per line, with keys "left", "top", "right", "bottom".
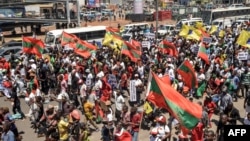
{"left": 0, "top": 20, "right": 249, "bottom": 141}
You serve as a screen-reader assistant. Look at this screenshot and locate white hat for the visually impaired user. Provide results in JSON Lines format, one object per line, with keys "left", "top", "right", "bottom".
{"left": 85, "top": 69, "right": 90, "bottom": 73}
{"left": 29, "top": 59, "right": 35, "bottom": 62}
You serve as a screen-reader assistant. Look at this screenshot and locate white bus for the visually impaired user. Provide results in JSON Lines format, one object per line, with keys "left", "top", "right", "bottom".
{"left": 201, "top": 7, "right": 250, "bottom": 24}
{"left": 44, "top": 26, "right": 106, "bottom": 47}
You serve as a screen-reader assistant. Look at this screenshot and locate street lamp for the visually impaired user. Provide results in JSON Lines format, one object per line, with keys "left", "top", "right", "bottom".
{"left": 155, "top": 0, "right": 159, "bottom": 42}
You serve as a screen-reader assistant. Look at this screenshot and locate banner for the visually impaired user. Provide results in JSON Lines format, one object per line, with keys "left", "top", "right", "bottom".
{"left": 108, "top": 74, "right": 118, "bottom": 89}
{"left": 202, "top": 37, "right": 212, "bottom": 43}
{"left": 237, "top": 51, "right": 248, "bottom": 61}
{"left": 88, "top": 0, "right": 95, "bottom": 7}
{"left": 129, "top": 80, "right": 137, "bottom": 102}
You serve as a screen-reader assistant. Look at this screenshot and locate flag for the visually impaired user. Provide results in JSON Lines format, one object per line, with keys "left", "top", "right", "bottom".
{"left": 103, "top": 32, "right": 113, "bottom": 46}
{"left": 121, "top": 41, "right": 141, "bottom": 62}
{"left": 195, "top": 22, "right": 206, "bottom": 31}
{"left": 143, "top": 101, "right": 153, "bottom": 114}
{"left": 186, "top": 29, "right": 201, "bottom": 41}
{"left": 147, "top": 72, "right": 202, "bottom": 129}
{"left": 112, "top": 36, "right": 124, "bottom": 51}
{"left": 159, "top": 40, "right": 178, "bottom": 57}
{"left": 196, "top": 81, "right": 206, "bottom": 97}
{"left": 106, "top": 27, "right": 121, "bottom": 37}
{"left": 177, "top": 60, "right": 198, "bottom": 89}
{"left": 209, "top": 25, "right": 217, "bottom": 34}
{"left": 131, "top": 39, "right": 141, "bottom": 50}
{"left": 198, "top": 43, "right": 210, "bottom": 64}
{"left": 61, "top": 31, "right": 77, "bottom": 46}
{"left": 22, "top": 36, "right": 45, "bottom": 58}
{"left": 73, "top": 38, "right": 97, "bottom": 58}
{"left": 236, "top": 30, "right": 250, "bottom": 48}
{"left": 179, "top": 24, "right": 190, "bottom": 37}
{"left": 219, "top": 30, "right": 225, "bottom": 38}
{"left": 115, "top": 128, "right": 132, "bottom": 141}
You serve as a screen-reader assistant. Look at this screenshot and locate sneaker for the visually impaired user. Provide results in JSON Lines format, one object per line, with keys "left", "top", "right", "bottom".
{"left": 95, "top": 128, "right": 100, "bottom": 132}
{"left": 25, "top": 114, "right": 31, "bottom": 117}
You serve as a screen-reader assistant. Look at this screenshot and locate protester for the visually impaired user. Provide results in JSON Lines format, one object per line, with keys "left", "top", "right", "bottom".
{"left": 0, "top": 16, "right": 249, "bottom": 141}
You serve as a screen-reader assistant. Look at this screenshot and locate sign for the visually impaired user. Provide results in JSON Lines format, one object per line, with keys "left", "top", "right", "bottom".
{"left": 202, "top": 37, "right": 212, "bottom": 43}
{"left": 141, "top": 41, "right": 150, "bottom": 49}
{"left": 144, "top": 33, "right": 155, "bottom": 39}
{"left": 237, "top": 52, "right": 248, "bottom": 60}
{"left": 108, "top": 74, "right": 117, "bottom": 89}
{"left": 129, "top": 80, "right": 137, "bottom": 102}
{"left": 166, "top": 37, "right": 173, "bottom": 42}
{"left": 86, "top": 77, "right": 92, "bottom": 87}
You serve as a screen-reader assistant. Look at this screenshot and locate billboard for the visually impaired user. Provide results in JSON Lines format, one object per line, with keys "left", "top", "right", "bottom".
{"left": 133, "top": 0, "right": 143, "bottom": 14}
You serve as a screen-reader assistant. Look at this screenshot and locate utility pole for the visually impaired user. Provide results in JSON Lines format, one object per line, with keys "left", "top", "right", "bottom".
{"left": 77, "top": 0, "right": 81, "bottom": 27}
{"left": 155, "top": 0, "right": 159, "bottom": 42}
{"left": 66, "top": 0, "right": 70, "bottom": 28}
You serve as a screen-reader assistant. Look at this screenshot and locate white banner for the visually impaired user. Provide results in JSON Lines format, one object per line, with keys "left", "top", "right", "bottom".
{"left": 129, "top": 80, "right": 137, "bottom": 102}
{"left": 141, "top": 41, "right": 150, "bottom": 49}
{"left": 237, "top": 52, "right": 248, "bottom": 61}
{"left": 202, "top": 37, "right": 212, "bottom": 43}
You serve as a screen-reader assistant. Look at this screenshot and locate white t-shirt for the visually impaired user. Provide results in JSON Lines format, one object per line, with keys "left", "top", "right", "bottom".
{"left": 157, "top": 125, "right": 170, "bottom": 138}
{"left": 80, "top": 84, "right": 87, "bottom": 98}
{"left": 114, "top": 92, "right": 125, "bottom": 111}
{"left": 135, "top": 79, "right": 143, "bottom": 86}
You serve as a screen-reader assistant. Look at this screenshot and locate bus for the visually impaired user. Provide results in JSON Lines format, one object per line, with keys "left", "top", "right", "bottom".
{"left": 44, "top": 26, "right": 107, "bottom": 47}
{"left": 201, "top": 7, "right": 250, "bottom": 24}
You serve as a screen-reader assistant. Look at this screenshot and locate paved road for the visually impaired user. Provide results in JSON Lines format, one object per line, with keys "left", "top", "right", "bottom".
{"left": 0, "top": 92, "right": 246, "bottom": 141}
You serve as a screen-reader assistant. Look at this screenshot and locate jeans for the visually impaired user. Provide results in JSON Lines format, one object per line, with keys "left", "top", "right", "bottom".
{"left": 132, "top": 131, "right": 139, "bottom": 141}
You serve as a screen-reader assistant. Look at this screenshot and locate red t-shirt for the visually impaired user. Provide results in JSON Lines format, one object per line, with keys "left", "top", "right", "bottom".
{"left": 191, "top": 122, "right": 204, "bottom": 141}
{"left": 131, "top": 113, "right": 141, "bottom": 132}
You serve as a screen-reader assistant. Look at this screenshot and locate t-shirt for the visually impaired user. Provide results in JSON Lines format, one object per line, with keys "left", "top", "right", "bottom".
{"left": 243, "top": 117, "right": 250, "bottom": 125}
{"left": 157, "top": 125, "right": 170, "bottom": 138}
{"left": 58, "top": 118, "right": 69, "bottom": 140}
{"left": 1, "top": 130, "right": 15, "bottom": 141}
{"left": 83, "top": 102, "right": 94, "bottom": 114}
{"left": 131, "top": 113, "right": 141, "bottom": 132}
{"left": 115, "top": 93, "right": 124, "bottom": 111}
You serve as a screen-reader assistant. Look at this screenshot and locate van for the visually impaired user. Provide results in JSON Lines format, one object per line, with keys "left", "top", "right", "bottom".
{"left": 124, "top": 23, "right": 150, "bottom": 30}
{"left": 212, "top": 19, "right": 232, "bottom": 28}
{"left": 175, "top": 17, "right": 203, "bottom": 31}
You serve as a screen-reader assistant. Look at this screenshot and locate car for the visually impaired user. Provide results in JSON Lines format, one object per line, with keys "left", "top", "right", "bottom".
{"left": 122, "top": 34, "right": 132, "bottom": 41}
{"left": 158, "top": 24, "right": 175, "bottom": 36}
{"left": 0, "top": 46, "right": 22, "bottom": 60}
{"left": 0, "top": 39, "right": 22, "bottom": 48}
{"left": 0, "top": 46, "right": 51, "bottom": 61}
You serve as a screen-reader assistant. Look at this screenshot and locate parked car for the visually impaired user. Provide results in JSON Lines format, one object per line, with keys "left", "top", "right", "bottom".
{"left": 0, "top": 39, "right": 22, "bottom": 48}
{"left": 158, "top": 24, "right": 175, "bottom": 36}
{"left": 0, "top": 46, "right": 22, "bottom": 60}
{"left": 0, "top": 46, "right": 51, "bottom": 61}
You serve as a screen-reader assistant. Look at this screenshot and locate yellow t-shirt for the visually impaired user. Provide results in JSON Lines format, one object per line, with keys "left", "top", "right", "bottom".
{"left": 58, "top": 118, "right": 69, "bottom": 140}
{"left": 84, "top": 102, "right": 94, "bottom": 114}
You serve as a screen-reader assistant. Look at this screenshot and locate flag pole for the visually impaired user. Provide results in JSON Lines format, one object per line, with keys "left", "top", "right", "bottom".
{"left": 138, "top": 70, "right": 153, "bottom": 140}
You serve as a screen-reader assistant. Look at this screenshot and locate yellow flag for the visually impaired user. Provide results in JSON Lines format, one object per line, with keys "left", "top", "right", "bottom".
{"left": 179, "top": 24, "right": 190, "bottom": 37}
{"left": 143, "top": 101, "right": 153, "bottom": 114}
{"left": 219, "top": 30, "right": 225, "bottom": 38}
{"left": 236, "top": 30, "right": 250, "bottom": 48}
{"left": 187, "top": 27, "right": 201, "bottom": 41}
{"left": 113, "top": 36, "right": 123, "bottom": 49}
{"left": 102, "top": 33, "right": 113, "bottom": 46}
{"left": 209, "top": 25, "right": 218, "bottom": 34}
